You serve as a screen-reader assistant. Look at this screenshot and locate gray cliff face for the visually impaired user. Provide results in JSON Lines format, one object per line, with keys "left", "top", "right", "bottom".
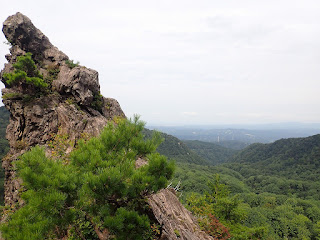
{"left": 2, "top": 12, "right": 66, "bottom": 64}
{"left": 1, "top": 12, "right": 125, "bottom": 207}
{"left": 1, "top": 12, "right": 213, "bottom": 240}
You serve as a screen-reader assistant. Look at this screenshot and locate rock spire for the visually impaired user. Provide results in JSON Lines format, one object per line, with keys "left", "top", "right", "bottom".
{"left": 0, "top": 12, "right": 213, "bottom": 240}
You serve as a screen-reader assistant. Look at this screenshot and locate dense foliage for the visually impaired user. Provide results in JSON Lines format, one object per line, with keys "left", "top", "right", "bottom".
{"left": 185, "top": 175, "right": 265, "bottom": 239}
{"left": 216, "top": 140, "right": 250, "bottom": 150}
{"left": 184, "top": 140, "right": 238, "bottom": 165}
{"left": 2, "top": 52, "right": 47, "bottom": 89}
{"left": 1, "top": 113, "right": 320, "bottom": 239}
{"left": 0, "top": 117, "right": 174, "bottom": 240}
{"left": 174, "top": 163, "right": 320, "bottom": 239}
{"left": 150, "top": 133, "right": 320, "bottom": 239}
{"left": 229, "top": 135, "right": 320, "bottom": 180}
{"left": 143, "top": 129, "right": 209, "bottom": 165}
{"left": 224, "top": 134, "right": 320, "bottom": 200}
{"left": 174, "top": 163, "right": 249, "bottom": 196}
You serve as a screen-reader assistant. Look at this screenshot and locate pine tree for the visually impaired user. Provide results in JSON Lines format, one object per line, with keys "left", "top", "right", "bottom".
{"left": 0, "top": 116, "right": 174, "bottom": 240}
{"left": 2, "top": 52, "right": 47, "bottom": 89}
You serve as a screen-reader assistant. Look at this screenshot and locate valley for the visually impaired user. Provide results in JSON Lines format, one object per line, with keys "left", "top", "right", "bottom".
{"left": 1, "top": 105, "right": 320, "bottom": 239}
{"left": 147, "top": 122, "right": 320, "bottom": 239}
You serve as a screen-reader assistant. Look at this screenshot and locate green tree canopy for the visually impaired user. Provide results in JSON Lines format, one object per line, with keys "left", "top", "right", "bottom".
{"left": 3, "top": 52, "right": 47, "bottom": 89}
{"left": 0, "top": 116, "right": 174, "bottom": 240}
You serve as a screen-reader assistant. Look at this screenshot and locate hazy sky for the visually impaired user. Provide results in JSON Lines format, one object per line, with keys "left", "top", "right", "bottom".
{"left": 1, "top": 1, "right": 320, "bottom": 125}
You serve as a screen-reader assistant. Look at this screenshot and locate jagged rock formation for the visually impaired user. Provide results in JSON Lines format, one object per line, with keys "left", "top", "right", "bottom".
{"left": 1, "top": 12, "right": 125, "bottom": 207}
{"left": 0, "top": 12, "right": 213, "bottom": 240}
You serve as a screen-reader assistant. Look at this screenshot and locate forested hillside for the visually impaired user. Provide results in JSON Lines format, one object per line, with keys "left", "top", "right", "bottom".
{"left": 183, "top": 140, "right": 237, "bottom": 165}
{"left": 1, "top": 110, "right": 320, "bottom": 238}
{"left": 229, "top": 135, "right": 320, "bottom": 181}
{"left": 216, "top": 140, "right": 250, "bottom": 150}
{"left": 143, "top": 129, "right": 209, "bottom": 165}
{"left": 171, "top": 137, "right": 320, "bottom": 239}
{"left": 174, "top": 163, "right": 320, "bottom": 239}
{"left": 160, "top": 134, "right": 320, "bottom": 239}
{"left": 231, "top": 134, "right": 320, "bottom": 166}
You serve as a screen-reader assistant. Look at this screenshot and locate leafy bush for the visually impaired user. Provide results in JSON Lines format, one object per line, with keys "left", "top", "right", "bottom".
{"left": 2, "top": 92, "right": 22, "bottom": 100}
{"left": 91, "top": 91, "right": 103, "bottom": 112}
{"left": 0, "top": 116, "right": 174, "bottom": 240}
{"left": 185, "top": 175, "right": 265, "bottom": 239}
{"left": 2, "top": 52, "right": 47, "bottom": 89}
{"left": 2, "top": 92, "right": 33, "bottom": 102}
{"left": 44, "top": 63, "right": 60, "bottom": 86}
{"left": 65, "top": 59, "right": 80, "bottom": 69}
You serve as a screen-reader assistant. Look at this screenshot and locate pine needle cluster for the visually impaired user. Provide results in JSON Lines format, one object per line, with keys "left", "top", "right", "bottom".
{"left": 0, "top": 116, "right": 174, "bottom": 240}
{"left": 2, "top": 52, "right": 47, "bottom": 89}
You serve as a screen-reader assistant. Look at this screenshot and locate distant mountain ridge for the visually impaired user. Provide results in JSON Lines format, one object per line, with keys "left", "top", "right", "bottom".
{"left": 232, "top": 134, "right": 320, "bottom": 163}
{"left": 150, "top": 126, "right": 320, "bottom": 145}
{"left": 228, "top": 134, "right": 320, "bottom": 182}
{"left": 143, "top": 128, "right": 209, "bottom": 165}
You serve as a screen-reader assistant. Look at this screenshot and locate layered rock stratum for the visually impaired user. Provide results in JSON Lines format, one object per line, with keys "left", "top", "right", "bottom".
{"left": 0, "top": 12, "right": 213, "bottom": 240}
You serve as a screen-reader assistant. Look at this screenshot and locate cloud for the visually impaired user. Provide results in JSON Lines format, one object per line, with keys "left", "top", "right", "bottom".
{"left": 181, "top": 112, "right": 198, "bottom": 116}
{"left": 1, "top": 1, "right": 320, "bottom": 124}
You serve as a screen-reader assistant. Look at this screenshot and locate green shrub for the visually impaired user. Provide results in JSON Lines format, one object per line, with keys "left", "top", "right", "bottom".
{"left": 2, "top": 92, "right": 34, "bottom": 103}
{"left": 44, "top": 64, "right": 60, "bottom": 86}
{"left": 2, "top": 52, "right": 47, "bottom": 89}
{"left": 174, "top": 229, "right": 181, "bottom": 237}
{"left": 0, "top": 116, "right": 174, "bottom": 240}
{"left": 2, "top": 92, "right": 22, "bottom": 100}
{"left": 91, "top": 92, "right": 103, "bottom": 112}
{"left": 65, "top": 59, "right": 80, "bottom": 69}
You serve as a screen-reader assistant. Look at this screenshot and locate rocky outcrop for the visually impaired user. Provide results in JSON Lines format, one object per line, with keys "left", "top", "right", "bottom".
{"left": 1, "top": 12, "right": 125, "bottom": 207}
{"left": 1, "top": 12, "right": 213, "bottom": 240}
{"left": 148, "top": 189, "right": 214, "bottom": 240}
{"left": 2, "top": 12, "right": 67, "bottom": 64}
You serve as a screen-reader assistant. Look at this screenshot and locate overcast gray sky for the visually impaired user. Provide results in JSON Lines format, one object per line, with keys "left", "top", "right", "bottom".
{"left": 1, "top": 0, "right": 320, "bottom": 125}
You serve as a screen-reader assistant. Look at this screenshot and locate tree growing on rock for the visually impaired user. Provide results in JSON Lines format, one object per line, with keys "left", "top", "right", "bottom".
{"left": 0, "top": 116, "right": 175, "bottom": 240}
{"left": 2, "top": 52, "right": 47, "bottom": 90}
